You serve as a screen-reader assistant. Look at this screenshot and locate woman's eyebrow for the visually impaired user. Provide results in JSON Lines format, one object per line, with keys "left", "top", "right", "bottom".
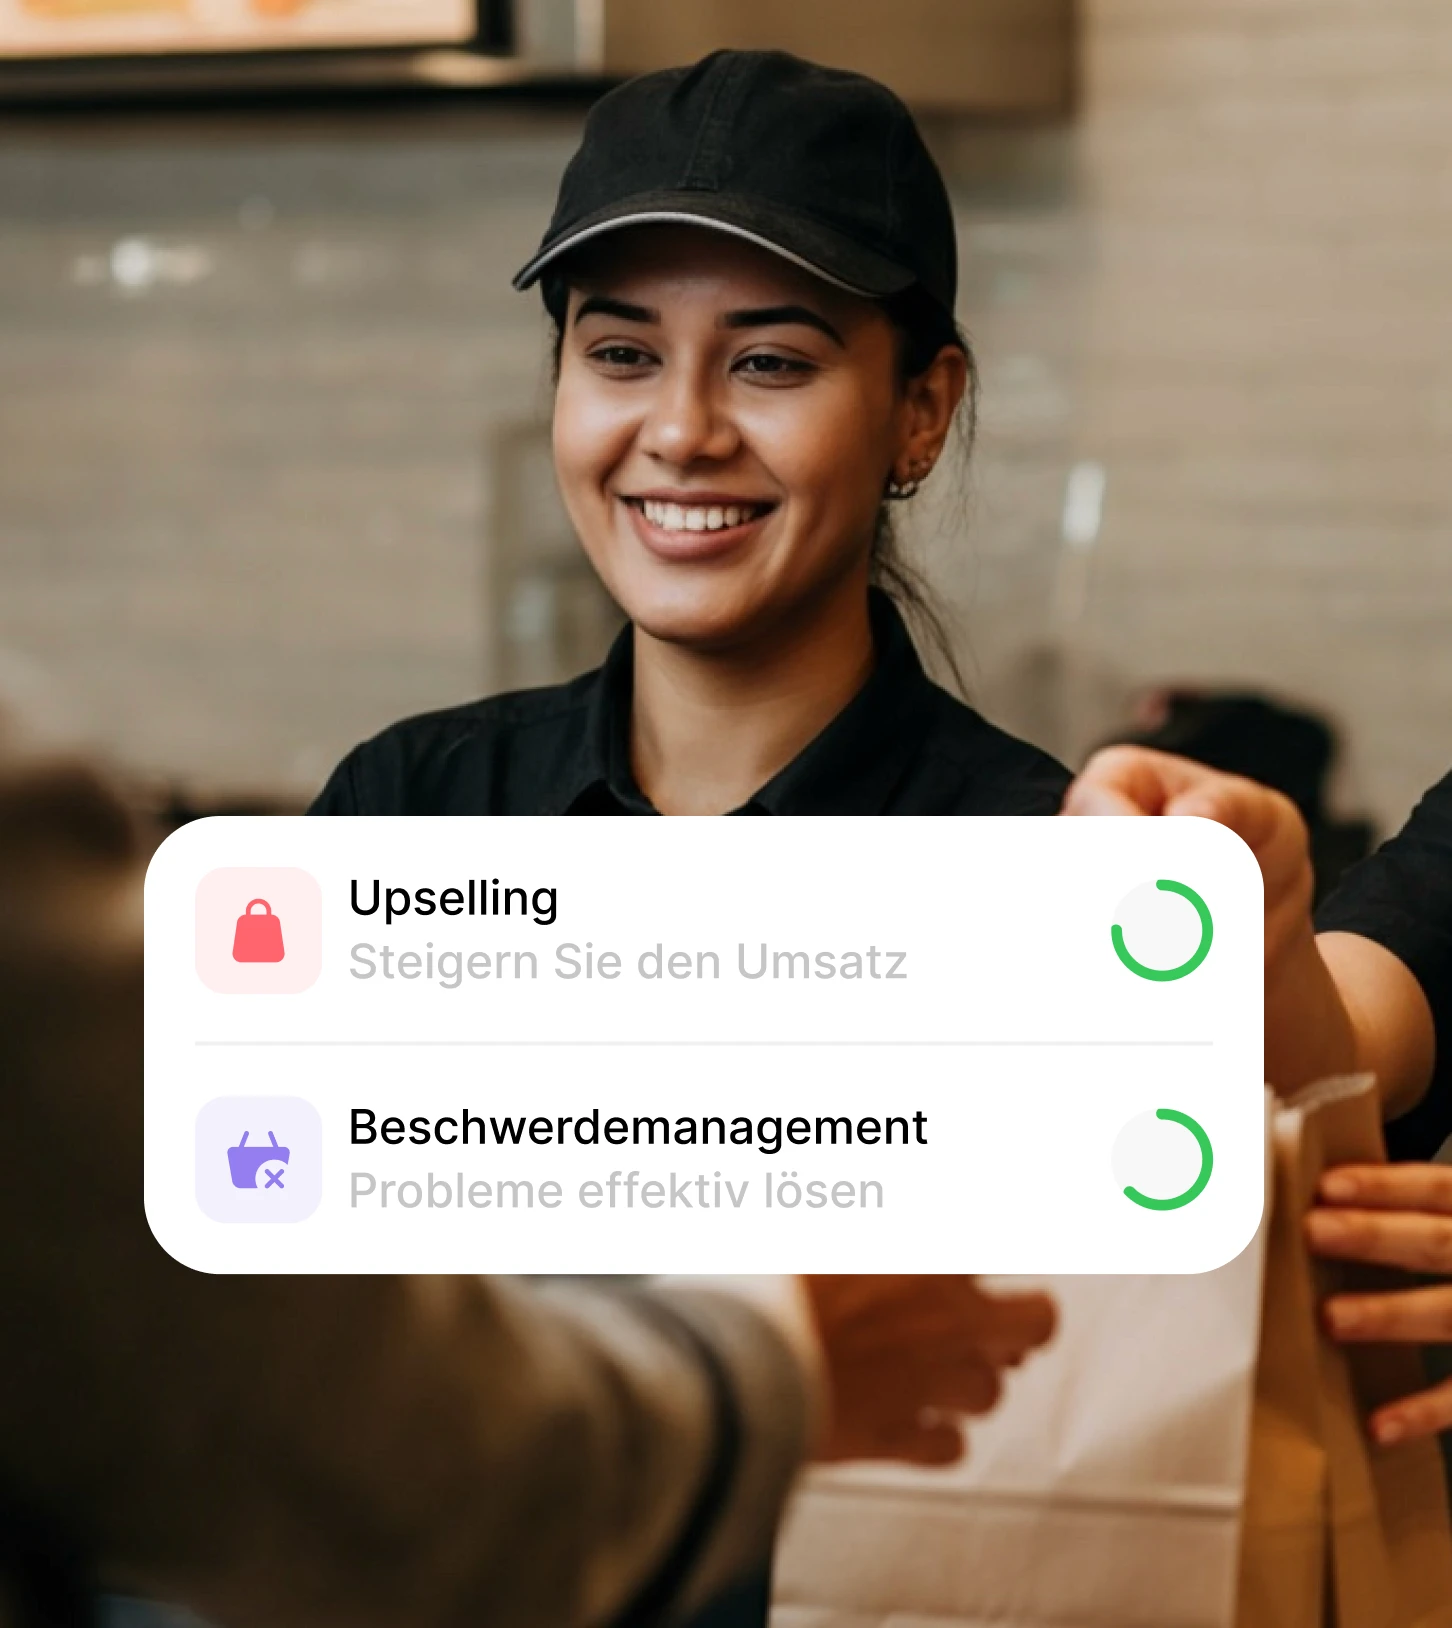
{"left": 573, "top": 295, "right": 657, "bottom": 326}
{"left": 720, "top": 306, "right": 845, "bottom": 346}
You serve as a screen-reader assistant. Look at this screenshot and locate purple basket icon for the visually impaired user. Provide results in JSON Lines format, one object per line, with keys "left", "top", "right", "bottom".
{"left": 227, "top": 1130, "right": 291, "bottom": 1190}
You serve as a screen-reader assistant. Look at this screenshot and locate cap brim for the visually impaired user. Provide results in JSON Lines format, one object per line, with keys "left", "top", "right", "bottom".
{"left": 512, "top": 190, "right": 917, "bottom": 300}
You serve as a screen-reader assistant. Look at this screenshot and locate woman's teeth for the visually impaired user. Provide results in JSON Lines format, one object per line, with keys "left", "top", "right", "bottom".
{"left": 638, "top": 499, "right": 761, "bottom": 534}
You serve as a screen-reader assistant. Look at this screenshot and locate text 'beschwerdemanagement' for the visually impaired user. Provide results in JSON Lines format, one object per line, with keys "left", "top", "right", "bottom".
{"left": 351, "top": 1106, "right": 929, "bottom": 1156}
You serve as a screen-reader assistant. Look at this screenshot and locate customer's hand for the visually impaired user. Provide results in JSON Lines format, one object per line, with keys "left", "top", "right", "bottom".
{"left": 1306, "top": 1163, "right": 1452, "bottom": 1443}
{"left": 803, "top": 1276, "right": 1055, "bottom": 1465}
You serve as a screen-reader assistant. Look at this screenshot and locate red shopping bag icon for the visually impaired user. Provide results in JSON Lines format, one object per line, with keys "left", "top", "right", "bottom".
{"left": 233, "top": 899, "right": 285, "bottom": 963}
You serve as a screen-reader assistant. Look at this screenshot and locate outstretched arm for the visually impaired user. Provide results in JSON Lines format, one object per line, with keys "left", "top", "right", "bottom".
{"left": 0, "top": 759, "right": 1054, "bottom": 1628}
{"left": 1063, "top": 746, "right": 1433, "bottom": 1115}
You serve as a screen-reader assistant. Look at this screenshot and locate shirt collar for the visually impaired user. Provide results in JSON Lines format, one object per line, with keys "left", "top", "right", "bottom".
{"left": 748, "top": 590, "right": 939, "bottom": 814}
{"left": 557, "top": 589, "right": 938, "bottom": 816}
{"left": 552, "top": 619, "right": 650, "bottom": 814}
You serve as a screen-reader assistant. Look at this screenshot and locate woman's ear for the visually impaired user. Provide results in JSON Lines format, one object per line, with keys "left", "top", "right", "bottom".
{"left": 892, "top": 345, "right": 969, "bottom": 487}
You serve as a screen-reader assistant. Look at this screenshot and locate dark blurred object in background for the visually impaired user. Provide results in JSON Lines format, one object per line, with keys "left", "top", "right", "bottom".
{"left": 129, "top": 785, "right": 306, "bottom": 838}
{"left": 1103, "top": 689, "right": 1376, "bottom": 906}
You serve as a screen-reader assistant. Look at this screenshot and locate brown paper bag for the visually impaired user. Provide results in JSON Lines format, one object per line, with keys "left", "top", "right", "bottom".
{"left": 773, "top": 1079, "right": 1452, "bottom": 1628}
{"left": 773, "top": 1118, "right": 1274, "bottom": 1628}
{"left": 1237, "top": 1074, "right": 1452, "bottom": 1628}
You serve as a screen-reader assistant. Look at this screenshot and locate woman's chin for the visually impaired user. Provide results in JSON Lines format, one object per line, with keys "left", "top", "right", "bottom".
{"left": 629, "top": 603, "right": 762, "bottom": 653}
{"left": 610, "top": 572, "right": 774, "bottom": 653}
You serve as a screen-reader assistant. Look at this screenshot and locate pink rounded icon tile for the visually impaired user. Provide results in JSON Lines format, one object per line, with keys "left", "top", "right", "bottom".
{"left": 196, "top": 867, "right": 322, "bottom": 994}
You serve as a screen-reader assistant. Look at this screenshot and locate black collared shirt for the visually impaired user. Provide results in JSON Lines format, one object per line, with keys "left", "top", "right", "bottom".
{"left": 309, "top": 591, "right": 1070, "bottom": 817}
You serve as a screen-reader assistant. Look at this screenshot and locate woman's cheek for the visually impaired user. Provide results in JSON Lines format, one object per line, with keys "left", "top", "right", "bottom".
{"left": 761, "top": 379, "right": 890, "bottom": 498}
{"left": 553, "top": 387, "right": 634, "bottom": 531}
{"left": 762, "top": 400, "right": 887, "bottom": 549}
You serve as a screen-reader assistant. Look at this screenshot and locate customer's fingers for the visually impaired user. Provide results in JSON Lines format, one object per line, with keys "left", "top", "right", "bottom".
{"left": 805, "top": 1276, "right": 1056, "bottom": 1465}
{"left": 892, "top": 1415, "right": 968, "bottom": 1467}
{"left": 1367, "top": 1376, "right": 1452, "bottom": 1446}
{"left": 848, "top": 1365, "right": 1001, "bottom": 1463}
{"left": 857, "top": 1345, "right": 1004, "bottom": 1418}
{"left": 928, "top": 1280, "right": 1057, "bottom": 1349}
{"left": 923, "top": 1355, "right": 1003, "bottom": 1418}
{"left": 813, "top": 1366, "right": 994, "bottom": 1465}
{"left": 1305, "top": 1205, "right": 1452, "bottom": 1274}
{"left": 1323, "top": 1283, "right": 1452, "bottom": 1344}
{"left": 821, "top": 1417, "right": 948, "bottom": 1466}
{"left": 970, "top": 1289, "right": 1058, "bottom": 1366}
{"left": 822, "top": 1279, "right": 1055, "bottom": 1362}
{"left": 1317, "top": 1163, "right": 1452, "bottom": 1214}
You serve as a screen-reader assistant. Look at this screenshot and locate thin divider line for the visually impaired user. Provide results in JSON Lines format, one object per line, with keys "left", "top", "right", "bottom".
{"left": 193, "top": 1038, "right": 1215, "bottom": 1048}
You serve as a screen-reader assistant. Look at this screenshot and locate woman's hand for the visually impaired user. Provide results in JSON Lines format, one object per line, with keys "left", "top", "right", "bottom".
{"left": 803, "top": 1275, "right": 1056, "bottom": 1465}
{"left": 1306, "top": 1163, "right": 1452, "bottom": 1443}
{"left": 1063, "top": 745, "right": 1316, "bottom": 979}
{"left": 1062, "top": 747, "right": 1354, "bottom": 1090}
{"left": 1062, "top": 746, "right": 1435, "bottom": 1112}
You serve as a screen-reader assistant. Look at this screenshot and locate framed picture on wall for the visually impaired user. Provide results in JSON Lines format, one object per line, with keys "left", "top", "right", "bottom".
{"left": 0, "top": 0, "right": 477, "bottom": 59}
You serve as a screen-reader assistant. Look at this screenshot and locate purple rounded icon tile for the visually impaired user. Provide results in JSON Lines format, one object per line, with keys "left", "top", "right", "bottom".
{"left": 196, "top": 1097, "right": 322, "bottom": 1222}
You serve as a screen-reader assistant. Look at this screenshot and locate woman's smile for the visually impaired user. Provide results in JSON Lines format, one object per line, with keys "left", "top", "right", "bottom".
{"left": 619, "top": 490, "right": 780, "bottom": 562}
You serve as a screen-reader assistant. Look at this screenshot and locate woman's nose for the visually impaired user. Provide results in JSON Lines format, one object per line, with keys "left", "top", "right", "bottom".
{"left": 637, "top": 364, "right": 739, "bottom": 468}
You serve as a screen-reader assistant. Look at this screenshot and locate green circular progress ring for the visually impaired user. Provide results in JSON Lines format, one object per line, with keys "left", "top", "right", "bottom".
{"left": 1112, "top": 879, "right": 1214, "bottom": 982}
{"left": 1123, "top": 1109, "right": 1214, "bottom": 1211}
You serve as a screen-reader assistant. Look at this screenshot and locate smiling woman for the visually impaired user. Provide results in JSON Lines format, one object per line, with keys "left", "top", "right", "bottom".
{"left": 311, "top": 48, "right": 1069, "bottom": 820}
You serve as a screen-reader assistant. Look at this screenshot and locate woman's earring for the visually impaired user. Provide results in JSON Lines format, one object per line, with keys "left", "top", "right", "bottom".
{"left": 886, "top": 457, "right": 932, "bottom": 502}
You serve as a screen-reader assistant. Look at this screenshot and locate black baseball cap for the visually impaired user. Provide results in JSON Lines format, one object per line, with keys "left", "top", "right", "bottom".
{"left": 512, "top": 49, "right": 958, "bottom": 321}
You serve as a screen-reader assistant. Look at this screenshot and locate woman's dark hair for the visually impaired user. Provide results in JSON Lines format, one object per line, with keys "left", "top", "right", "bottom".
{"left": 873, "top": 285, "right": 976, "bottom": 691}
{"left": 542, "top": 268, "right": 977, "bottom": 691}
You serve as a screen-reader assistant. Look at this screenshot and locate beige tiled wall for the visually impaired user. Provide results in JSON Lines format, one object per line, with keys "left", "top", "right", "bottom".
{"left": 600, "top": 0, "right": 1074, "bottom": 114}
{"left": 1062, "top": 0, "right": 1452, "bottom": 824}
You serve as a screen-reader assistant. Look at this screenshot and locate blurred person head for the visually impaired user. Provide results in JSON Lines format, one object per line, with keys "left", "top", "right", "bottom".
{"left": 513, "top": 50, "right": 973, "bottom": 667}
